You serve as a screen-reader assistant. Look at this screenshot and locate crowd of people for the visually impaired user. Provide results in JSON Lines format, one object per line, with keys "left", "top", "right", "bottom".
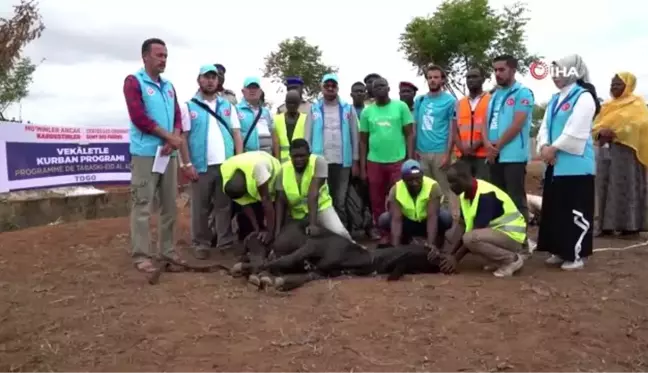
{"left": 123, "top": 37, "right": 648, "bottom": 290}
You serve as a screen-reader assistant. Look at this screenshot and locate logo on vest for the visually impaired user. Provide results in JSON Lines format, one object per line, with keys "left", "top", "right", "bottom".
{"left": 237, "top": 112, "right": 245, "bottom": 120}
{"left": 167, "top": 89, "right": 174, "bottom": 98}
{"left": 506, "top": 98, "right": 515, "bottom": 106}
{"left": 521, "top": 98, "right": 530, "bottom": 105}
{"left": 146, "top": 87, "right": 155, "bottom": 96}
{"left": 561, "top": 102, "right": 571, "bottom": 111}
{"left": 312, "top": 111, "right": 321, "bottom": 120}
{"left": 345, "top": 112, "right": 351, "bottom": 120}
{"left": 190, "top": 111, "right": 198, "bottom": 119}
{"left": 224, "top": 109, "right": 231, "bottom": 116}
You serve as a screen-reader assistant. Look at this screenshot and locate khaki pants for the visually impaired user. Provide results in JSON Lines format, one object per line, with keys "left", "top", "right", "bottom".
{"left": 417, "top": 152, "right": 457, "bottom": 211}
{"left": 191, "top": 165, "right": 234, "bottom": 250}
{"left": 463, "top": 228, "right": 521, "bottom": 265}
{"left": 130, "top": 156, "right": 177, "bottom": 262}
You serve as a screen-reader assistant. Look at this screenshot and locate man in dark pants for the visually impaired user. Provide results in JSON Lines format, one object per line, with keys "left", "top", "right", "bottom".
{"left": 236, "top": 230, "right": 457, "bottom": 291}
{"left": 484, "top": 55, "right": 534, "bottom": 222}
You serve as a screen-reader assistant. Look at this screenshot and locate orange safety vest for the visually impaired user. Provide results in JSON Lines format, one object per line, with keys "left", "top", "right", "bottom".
{"left": 454, "top": 93, "right": 491, "bottom": 158}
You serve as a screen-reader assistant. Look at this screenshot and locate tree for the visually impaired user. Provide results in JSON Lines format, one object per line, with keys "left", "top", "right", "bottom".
{"left": 530, "top": 103, "right": 546, "bottom": 138}
{"left": 399, "top": 0, "right": 539, "bottom": 95}
{"left": 263, "top": 37, "right": 338, "bottom": 100}
{"left": 0, "top": 0, "right": 45, "bottom": 119}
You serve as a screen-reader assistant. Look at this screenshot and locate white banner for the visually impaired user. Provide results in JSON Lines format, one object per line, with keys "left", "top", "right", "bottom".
{"left": 0, "top": 122, "right": 131, "bottom": 193}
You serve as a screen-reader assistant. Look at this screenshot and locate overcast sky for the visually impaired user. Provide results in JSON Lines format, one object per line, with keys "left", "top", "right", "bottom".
{"left": 1, "top": 0, "right": 647, "bottom": 126}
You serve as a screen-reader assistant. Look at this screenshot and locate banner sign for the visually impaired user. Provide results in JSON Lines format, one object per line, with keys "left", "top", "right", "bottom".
{"left": 0, "top": 122, "right": 131, "bottom": 192}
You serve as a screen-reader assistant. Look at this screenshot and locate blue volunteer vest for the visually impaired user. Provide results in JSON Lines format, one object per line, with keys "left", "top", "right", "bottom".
{"left": 236, "top": 99, "right": 272, "bottom": 152}
{"left": 310, "top": 99, "right": 353, "bottom": 167}
{"left": 546, "top": 85, "right": 595, "bottom": 176}
{"left": 486, "top": 81, "right": 533, "bottom": 163}
{"left": 186, "top": 95, "right": 235, "bottom": 173}
{"left": 413, "top": 92, "right": 456, "bottom": 153}
{"left": 129, "top": 68, "right": 177, "bottom": 156}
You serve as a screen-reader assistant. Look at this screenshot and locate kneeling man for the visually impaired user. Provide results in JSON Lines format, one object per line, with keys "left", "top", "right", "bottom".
{"left": 378, "top": 160, "right": 453, "bottom": 250}
{"left": 222, "top": 151, "right": 281, "bottom": 244}
{"left": 442, "top": 161, "right": 526, "bottom": 277}
{"left": 273, "top": 139, "right": 352, "bottom": 256}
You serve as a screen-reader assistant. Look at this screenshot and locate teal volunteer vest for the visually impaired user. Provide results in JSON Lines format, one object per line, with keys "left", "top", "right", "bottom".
{"left": 129, "top": 68, "right": 177, "bottom": 156}
{"left": 186, "top": 95, "right": 235, "bottom": 173}
{"left": 545, "top": 85, "right": 595, "bottom": 176}
{"left": 486, "top": 81, "right": 534, "bottom": 163}
{"left": 309, "top": 99, "right": 353, "bottom": 167}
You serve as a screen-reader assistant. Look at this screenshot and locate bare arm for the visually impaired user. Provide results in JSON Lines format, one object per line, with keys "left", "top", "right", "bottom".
{"left": 274, "top": 191, "right": 287, "bottom": 237}
{"left": 257, "top": 182, "right": 276, "bottom": 236}
{"left": 390, "top": 203, "right": 404, "bottom": 247}
{"left": 496, "top": 111, "right": 528, "bottom": 148}
{"left": 359, "top": 132, "right": 368, "bottom": 173}
{"left": 308, "top": 177, "right": 325, "bottom": 227}
{"left": 404, "top": 124, "right": 414, "bottom": 159}
{"left": 243, "top": 205, "right": 260, "bottom": 233}
{"left": 426, "top": 187, "right": 441, "bottom": 248}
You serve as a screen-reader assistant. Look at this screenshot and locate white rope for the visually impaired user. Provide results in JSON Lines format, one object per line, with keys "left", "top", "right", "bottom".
{"left": 593, "top": 240, "right": 648, "bottom": 252}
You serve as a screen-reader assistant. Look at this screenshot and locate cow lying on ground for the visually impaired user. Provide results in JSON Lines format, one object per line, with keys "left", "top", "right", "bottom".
{"left": 231, "top": 228, "right": 461, "bottom": 291}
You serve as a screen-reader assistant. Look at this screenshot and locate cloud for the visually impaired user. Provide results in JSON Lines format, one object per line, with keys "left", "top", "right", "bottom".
{"left": 23, "top": 22, "right": 190, "bottom": 65}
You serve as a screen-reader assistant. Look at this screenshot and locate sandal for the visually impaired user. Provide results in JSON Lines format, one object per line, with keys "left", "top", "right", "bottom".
{"left": 134, "top": 259, "right": 157, "bottom": 273}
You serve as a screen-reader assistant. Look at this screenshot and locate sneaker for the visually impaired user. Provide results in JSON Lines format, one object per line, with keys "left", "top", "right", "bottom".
{"left": 561, "top": 259, "right": 584, "bottom": 271}
{"left": 545, "top": 255, "right": 564, "bottom": 265}
{"left": 493, "top": 255, "right": 524, "bottom": 277}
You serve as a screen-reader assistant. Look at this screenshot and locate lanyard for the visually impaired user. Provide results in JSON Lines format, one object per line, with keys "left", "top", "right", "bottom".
{"left": 487, "top": 88, "right": 517, "bottom": 127}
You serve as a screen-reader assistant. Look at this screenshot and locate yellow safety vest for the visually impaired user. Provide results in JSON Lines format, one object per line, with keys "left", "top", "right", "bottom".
{"left": 281, "top": 155, "right": 333, "bottom": 219}
{"left": 221, "top": 151, "right": 281, "bottom": 206}
{"left": 394, "top": 176, "right": 437, "bottom": 222}
{"left": 459, "top": 179, "right": 527, "bottom": 243}
{"left": 274, "top": 113, "right": 307, "bottom": 163}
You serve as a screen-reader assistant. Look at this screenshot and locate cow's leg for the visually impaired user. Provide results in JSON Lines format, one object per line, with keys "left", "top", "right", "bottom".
{"left": 273, "top": 272, "right": 323, "bottom": 291}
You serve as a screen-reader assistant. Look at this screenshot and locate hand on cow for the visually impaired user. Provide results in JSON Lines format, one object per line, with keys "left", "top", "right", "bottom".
{"left": 257, "top": 230, "right": 273, "bottom": 245}
{"left": 426, "top": 244, "right": 440, "bottom": 262}
{"left": 439, "top": 254, "right": 457, "bottom": 274}
{"left": 305, "top": 224, "right": 323, "bottom": 237}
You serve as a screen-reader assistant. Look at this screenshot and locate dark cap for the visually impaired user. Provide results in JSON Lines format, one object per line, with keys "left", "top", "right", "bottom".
{"left": 214, "top": 63, "right": 226, "bottom": 74}
{"left": 399, "top": 81, "right": 418, "bottom": 91}
{"left": 285, "top": 76, "right": 304, "bottom": 86}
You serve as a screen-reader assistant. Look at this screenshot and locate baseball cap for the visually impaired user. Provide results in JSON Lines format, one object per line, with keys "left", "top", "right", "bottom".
{"left": 285, "top": 76, "right": 304, "bottom": 86}
{"left": 401, "top": 159, "right": 422, "bottom": 176}
{"left": 199, "top": 64, "right": 218, "bottom": 76}
{"left": 321, "top": 73, "right": 338, "bottom": 84}
{"left": 243, "top": 76, "right": 261, "bottom": 88}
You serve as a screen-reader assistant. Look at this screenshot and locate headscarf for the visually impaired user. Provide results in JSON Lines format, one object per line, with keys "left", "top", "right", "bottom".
{"left": 554, "top": 54, "right": 590, "bottom": 85}
{"left": 593, "top": 72, "right": 648, "bottom": 166}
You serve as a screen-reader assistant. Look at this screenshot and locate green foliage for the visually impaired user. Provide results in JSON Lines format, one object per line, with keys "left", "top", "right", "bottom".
{"left": 399, "top": 0, "right": 540, "bottom": 95}
{"left": 530, "top": 103, "right": 547, "bottom": 137}
{"left": 0, "top": 0, "right": 44, "bottom": 118}
{"left": 263, "top": 36, "right": 338, "bottom": 100}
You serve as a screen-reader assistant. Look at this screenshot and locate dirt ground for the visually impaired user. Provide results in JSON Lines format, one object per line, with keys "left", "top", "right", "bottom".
{"left": 2, "top": 162, "right": 648, "bottom": 372}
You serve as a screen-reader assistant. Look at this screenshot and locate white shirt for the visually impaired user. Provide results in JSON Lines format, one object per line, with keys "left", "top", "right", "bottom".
{"left": 181, "top": 98, "right": 241, "bottom": 165}
{"left": 536, "top": 82, "right": 596, "bottom": 155}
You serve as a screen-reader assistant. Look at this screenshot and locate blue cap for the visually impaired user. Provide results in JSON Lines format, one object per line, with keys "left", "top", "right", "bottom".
{"left": 401, "top": 159, "right": 422, "bottom": 176}
{"left": 243, "top": 76, "right": 261, "bottom": 87}
{"left": 199, "top": 64, "right": 218, "bottom": 76}
{"left": 285, "top": 76, "right": 304, "bottom": 86}
{"left": 321, "top": 73, "right": 339, "bottom": 84}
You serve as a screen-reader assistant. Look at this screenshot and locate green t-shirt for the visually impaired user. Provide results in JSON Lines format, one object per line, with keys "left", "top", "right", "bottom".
{"left": 359, "top": 99, "right": 413, "bottom": 163}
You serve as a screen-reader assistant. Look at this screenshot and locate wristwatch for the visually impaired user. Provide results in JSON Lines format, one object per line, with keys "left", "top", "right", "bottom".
{"left": 182, "top": 162, "right": 193, "bottom": 168}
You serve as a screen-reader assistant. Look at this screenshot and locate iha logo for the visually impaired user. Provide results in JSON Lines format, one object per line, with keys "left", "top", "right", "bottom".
{"left": 530, "top": 60, "right": 579, "bottom": 80}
